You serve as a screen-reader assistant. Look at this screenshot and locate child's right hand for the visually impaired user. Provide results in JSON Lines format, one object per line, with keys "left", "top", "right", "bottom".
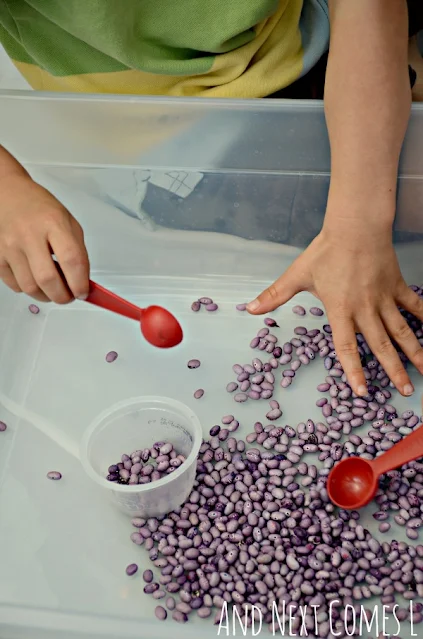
{"left": 0, "top": 173, "right": 90, "bottom": 303}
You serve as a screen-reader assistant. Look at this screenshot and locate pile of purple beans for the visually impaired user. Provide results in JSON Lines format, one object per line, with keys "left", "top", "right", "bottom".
{"left": 124, "top": 288, "right": 423, "bottom": 635}
{"left": 129, "top": 426, "right": 423, "bottom": 635}
{"left": 225, "top": 307, "right": 326, "bottom": 403}
{"left": 107, "top": 442, "right": 186, "bottom": 485}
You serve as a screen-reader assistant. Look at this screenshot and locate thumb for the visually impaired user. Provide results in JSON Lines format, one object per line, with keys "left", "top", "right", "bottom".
{"left": 247, "top": 268, "right": 302, "bottom": 315}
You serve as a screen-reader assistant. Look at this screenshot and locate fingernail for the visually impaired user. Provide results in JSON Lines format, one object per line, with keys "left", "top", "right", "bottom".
{"left": 357, "top": 385, "right": 368, "bottom": 397}
{"left": 404, "top": 383, "right": 414, "bottom": 396}
{"left": 78, "top": 294, "right": 88, "bottom": 301}
{"left": 247, "top": 299, "right": 260, "bottom": 312}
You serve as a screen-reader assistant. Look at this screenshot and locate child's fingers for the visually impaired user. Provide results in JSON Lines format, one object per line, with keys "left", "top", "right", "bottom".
{"left": 362, "top": 313, "right": 414, "bottom": 397}
{"left": 330, "top": 314, "right": 367, "bottom": 396}
{"left": 0, "top": 261, "right": 22, "bottom": 293}
{"left": 247, "top": 268, "right": 302, "bottom": 315}
{"left": 7, "top": 250, "right": 50, "bottom": 302}
{"left": 49, "top": 223, "right": 90, "bottom": 301}
{"left": 26, "top": 240, "right": 73, "bottom": 304}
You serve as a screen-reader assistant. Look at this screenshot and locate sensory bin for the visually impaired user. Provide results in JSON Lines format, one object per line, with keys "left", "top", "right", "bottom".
{"left": 1, "top": 94, "right": 423, "bottom": 639}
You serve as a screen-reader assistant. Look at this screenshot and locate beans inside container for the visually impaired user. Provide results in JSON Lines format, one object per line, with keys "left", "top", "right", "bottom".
{"left": 107, "top": 442, "right": 186, "bottom": 485}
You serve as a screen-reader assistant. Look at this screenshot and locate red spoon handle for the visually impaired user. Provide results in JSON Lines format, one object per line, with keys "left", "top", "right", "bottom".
{"left": 371, "top": 423, "right": 423, "bottom": 477}
{"left": 85, "top": 280, "right": 142, "bottom": 322}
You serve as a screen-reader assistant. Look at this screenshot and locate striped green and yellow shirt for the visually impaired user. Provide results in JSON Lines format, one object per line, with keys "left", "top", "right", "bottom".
{"left": 0, "top": 0, "right": 329, "bottom": 97}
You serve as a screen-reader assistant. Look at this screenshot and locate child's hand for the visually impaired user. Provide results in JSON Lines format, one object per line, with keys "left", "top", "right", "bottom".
{"left": 247, "top": 224, "right": 423, "bottom": 397}
{"left": 0, "top": 173, "right": 90, "bottom": 303}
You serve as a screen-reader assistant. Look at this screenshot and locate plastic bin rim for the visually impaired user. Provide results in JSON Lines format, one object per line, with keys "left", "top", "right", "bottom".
{"left": 80, "top": 395, "right": 203, "bottom": 493}
{"left": 0, "top": 88, "right": 322, "bottom": 108}
{"left": 1, "top": 89, "right": 423, "bottom": 113}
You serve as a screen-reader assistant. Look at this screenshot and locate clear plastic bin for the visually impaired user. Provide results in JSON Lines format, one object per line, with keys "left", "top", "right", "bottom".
{"left": 0, "top": 92, "right": 423, "bottom": 639}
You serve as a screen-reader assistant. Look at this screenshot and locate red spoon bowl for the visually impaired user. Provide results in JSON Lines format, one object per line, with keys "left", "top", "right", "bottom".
{"left": 328, "top": 422, "right": 423, "bottom": 510}
{"left": 327, "top": 457, "right": 378, "bottom": 510}
{"left": 139, "top": 305, "right": 183, "bottom": 349}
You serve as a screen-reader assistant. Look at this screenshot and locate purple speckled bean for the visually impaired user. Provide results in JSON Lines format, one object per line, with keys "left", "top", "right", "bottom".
{"left": 144, "top": 583, "right": 159, "bottom": 594}
{"left": 322, "top": 405, "right": 332, "bottom": 418}
{"left": 126, "top": 563, "right": 138, "bottom": 576}
{"left": 266, "top": 409, "right": 282, "bottom": 421}
{"left": 166, "top": 596, "right": 176, "bottom": 610}
{"left": 47, "top": 471, "right": 62, "bottom": 480}
{"left": 155, "top": 606, "right": 167, "bottom": 620}
{"left": 310, "top": 306, "right": 324, "bottom": 316}
{"left": 257, "top": 327, "right": 270, "bottom": 338}
{"left": 252, "top": 358, "right": 263, "bottom": 371}
{"left": 29, "top": 303, "right": 40, "bottom": 314}
{"left": 292, "top": 305, "right": 306, "bottom": 316}
{"left": 294, "top": 326, "right": 307, "bottom": 335}
{"left": 317, "top": 383, "right": 330, "bottom": 392}
{"left": 172, "top": 611, "right": 188, "bottom": 623}
{"left": 143, "top": 569, "right": 153, "bottom": 583}
{"left": 248, "top": 390, "right": 261, "bottom": 400}
{"left": 407, "top": 528, "right": 419, "bottom": 540}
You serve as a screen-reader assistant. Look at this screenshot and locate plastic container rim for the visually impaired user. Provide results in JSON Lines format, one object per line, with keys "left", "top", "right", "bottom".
{"left": 80, "top": 395, "right": 203, "bottom": 493}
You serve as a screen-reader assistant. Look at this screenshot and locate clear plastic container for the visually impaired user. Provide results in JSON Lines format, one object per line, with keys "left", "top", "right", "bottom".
{"left": 81, "top": 396, "right": 202, "bottom": 518}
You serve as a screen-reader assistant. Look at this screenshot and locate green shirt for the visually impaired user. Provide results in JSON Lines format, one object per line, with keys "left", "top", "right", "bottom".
{"left": 0, "top": 0, "right": 329, "bottom": 97}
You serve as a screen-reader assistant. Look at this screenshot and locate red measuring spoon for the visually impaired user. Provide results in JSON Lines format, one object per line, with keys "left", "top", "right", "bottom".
{"left": 85, "top": 280, "right": 183, "bottom": 349}
{"left": 327, "top": 422, "right": 423, "bottom": 510}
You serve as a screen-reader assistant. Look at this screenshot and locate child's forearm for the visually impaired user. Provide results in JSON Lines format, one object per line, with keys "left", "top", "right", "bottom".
{"left": 0, "top": 145, "right": 29, "bottom": 183}
{"left": 324, "top": 0, "right": 410, "bottom": 234}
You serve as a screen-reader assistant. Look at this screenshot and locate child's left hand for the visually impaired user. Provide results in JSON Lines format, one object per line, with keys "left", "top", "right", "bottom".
{"left": 247, "top": 222, "right": 423, "bottom": 397}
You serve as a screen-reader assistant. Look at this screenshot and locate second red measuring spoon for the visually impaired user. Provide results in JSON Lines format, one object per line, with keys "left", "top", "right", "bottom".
{"left": 85, "top": 280, "right": 183, "bottom": 349}
{"left": 327, "top": 422, "right": 423, "bottom": 510}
